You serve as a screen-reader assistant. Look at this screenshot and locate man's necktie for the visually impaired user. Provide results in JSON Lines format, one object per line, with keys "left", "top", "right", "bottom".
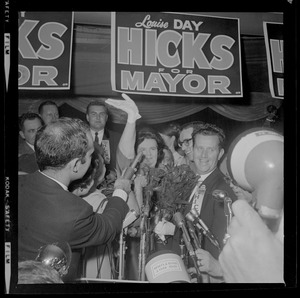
{"left": 95, "top": 132, "right": 99, "bottom": 144}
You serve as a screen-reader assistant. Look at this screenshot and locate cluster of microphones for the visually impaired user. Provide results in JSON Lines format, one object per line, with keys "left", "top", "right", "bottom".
{"left": 173, "top": 207, "right": 221, "bottom": 281}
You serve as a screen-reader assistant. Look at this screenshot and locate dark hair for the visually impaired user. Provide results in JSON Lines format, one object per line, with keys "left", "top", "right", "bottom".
{"left": 135, "top": 128, "right": 165, "bottom": 167}
{"left": 68, "top": 150, "right": 104, "bottom": 193}
{"left": 38, "top": 101, "right": 59, "bottom": 114}
{"left": 158, "top": 122, "right": 181, "bottom": 149}
{"left": 180, "top": 121, "right": 205, "bottom": 132}
{"left": 161, "top": 146, "right": 175, "bottom": 167}
{"left": 19, "top": 112, "right": 44, "bottom": 131}
{"left": 18, "top": 260, "right": 63, "bottom": 284}
{"left": 86, "top": 100, "right": 108, "bottom": 115}
{"left": 192, "top": 123, "right": 226, "bottom": 148}
{"left": 35, "top": 117, "right": 91, "bottom": 171}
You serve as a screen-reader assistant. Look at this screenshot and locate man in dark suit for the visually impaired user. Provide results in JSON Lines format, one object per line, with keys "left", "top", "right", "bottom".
{"left": 18, "top": 152, "right": 39, "bottom": 174}
{"left": 187, "top": 123, "right": 238, "bottom": 282}
{"left": 172, "top": 123, "right": 238, "bottom": 283}
{"left": 85, "top": 101, "right": 117, "bottom": 177}
{"left": 18, "top": 112, "right": 43, "bottom": 157}
{"left": 18, "top": 117, "right": 133, "bottom": 282}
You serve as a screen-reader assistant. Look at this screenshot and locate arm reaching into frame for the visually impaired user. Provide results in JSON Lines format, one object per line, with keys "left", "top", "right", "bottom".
{"left": 219, "top": 200, "right": 284, "bottom": 283}
{"left": 106, "top": 93, "right": 141, "bottom": 160}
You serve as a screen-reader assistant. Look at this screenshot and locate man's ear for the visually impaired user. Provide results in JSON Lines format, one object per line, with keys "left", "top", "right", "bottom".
{"left": 170, "top": 135, "right": 176, "bottom": 144}
{"left": 19, "top": 130, "right": 25, "bottom": 140}
{"left": 218, "top": 148, "right": 225, "bottom": 161}
{"left": 86, "top": 114, "right": 90, "bottom": 123}
{"left": 70, "top": 158, "right": 80, "bottom": 173}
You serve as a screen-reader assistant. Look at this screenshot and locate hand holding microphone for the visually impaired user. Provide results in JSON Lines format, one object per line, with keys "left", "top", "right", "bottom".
{"left": 194, "top": 248, "right": 223, "bottom": 278}
{"left": 122, "top": 151, "right": 144, "bottom": 180}
{"left": 114, "top": 153, "right": 144, "bottom": 206}
{"left": 123, "top": 209, "right": 139, "bottom": 229}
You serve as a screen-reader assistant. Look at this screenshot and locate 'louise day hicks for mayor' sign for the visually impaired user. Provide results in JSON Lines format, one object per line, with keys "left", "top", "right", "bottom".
{"left": 111, "top": 12, "right": 242, "bottom": 98}
{"left": 263, "top": 22, "right": 284, "bottom": 100}
{"left": 18, "top": 12, "right": 74, "bottom": 90}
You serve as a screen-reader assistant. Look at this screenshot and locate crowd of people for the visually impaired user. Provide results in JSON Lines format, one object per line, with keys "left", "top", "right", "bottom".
{"left": 17, "top": 94, "right": 284, "bottom": 286}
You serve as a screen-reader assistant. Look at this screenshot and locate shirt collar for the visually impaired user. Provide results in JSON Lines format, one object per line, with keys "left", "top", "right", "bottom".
{"left": 39, "top": 170, "right": 69, "bottom": 191}
{"left": 199, "top": 173, "right": 210, "bottom": 181}
{"left": 197, "top": 170, "right": 214, "bottom": 182}
{"left": 26, "top": 141, "right": 35, "bottom": 151}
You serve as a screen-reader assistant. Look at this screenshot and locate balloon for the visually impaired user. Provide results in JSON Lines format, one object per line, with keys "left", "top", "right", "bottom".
{"left": 227, "top": 128, "right": 283, "bottom": 232}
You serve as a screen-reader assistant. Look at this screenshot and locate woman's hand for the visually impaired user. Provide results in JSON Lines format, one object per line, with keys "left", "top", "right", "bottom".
{"left": 105, "top": 93, "right": 141, "bottom": 123}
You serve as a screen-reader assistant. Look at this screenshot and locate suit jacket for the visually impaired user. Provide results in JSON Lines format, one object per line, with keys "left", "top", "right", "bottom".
{"left": 18, "top": 139, "right": 34, "bottom": 156}
{"left": 196, "top": 168, "right": 237, "bottom": 259}
{"left": 18, "top": 171, "right": 129, "bottom": 263}
{"left": 172, "top": 168, "right": 237, "bottom": 260}
{"left": 18, "top": 153, "right": 39, "bottom": 173}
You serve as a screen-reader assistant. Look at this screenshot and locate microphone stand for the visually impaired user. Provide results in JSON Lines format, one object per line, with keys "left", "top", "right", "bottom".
{"left": 212, "top": 190, "right": 233, "bottom": 245}
{"left": 138, "top": 188, "right": 152, "bottom": 281}
{"left": 179, "top": 238, "right": 188, "bottom": 267}
{"left": 186, "top": 221, "right": 208, "bottom": 283}
{"left": 118, "top": 228, "right": 126, "bottom": 280}
{"left": 223, "top": 196, "right": 233, "bottom": 244}
{"left": 118, "top": 210, "right": 139, "bottom": 280}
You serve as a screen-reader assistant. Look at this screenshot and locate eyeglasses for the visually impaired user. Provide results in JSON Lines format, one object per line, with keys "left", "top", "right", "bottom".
{"left": 90, "top": 112, "right": 107, "bottom": 118}
{"left": 178, "top": 138, "right": 193, "bottom": 148}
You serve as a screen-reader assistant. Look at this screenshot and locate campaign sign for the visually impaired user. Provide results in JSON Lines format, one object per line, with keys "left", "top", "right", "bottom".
{"left": 18, "top": 11, "right": 74, "bottom": 90}
{"left": 263, "top": 22, "right": 284, "bottom": 99}
{"left": 111, "top": 12, "right": 242, "bottom": 97}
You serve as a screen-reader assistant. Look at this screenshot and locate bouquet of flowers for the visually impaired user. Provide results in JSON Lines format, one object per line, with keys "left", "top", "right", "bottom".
{"left": 146, "top": 164, "right": 199, "bottom": 221}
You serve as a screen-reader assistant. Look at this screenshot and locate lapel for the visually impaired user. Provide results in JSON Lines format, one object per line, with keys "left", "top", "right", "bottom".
{"left": 19, "top": 140, "right": 34, "bottom": 155}
{"left": 199, "top": 168, "right": 221, "bottom": 213}
{"left": 103, "top": 128, "right": 110, "bottom": 140}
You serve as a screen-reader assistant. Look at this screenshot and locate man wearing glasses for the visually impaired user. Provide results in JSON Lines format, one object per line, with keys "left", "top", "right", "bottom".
{"left": 178, "top": 121, "right": 205, "bottom": 174}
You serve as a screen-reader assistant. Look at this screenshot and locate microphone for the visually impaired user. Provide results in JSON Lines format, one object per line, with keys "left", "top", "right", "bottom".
{"left": 173, "top": 212, "right": 194, "bottom": 253}
{"left": 186, "top": 220, "right": 201, "bottom": 250}
{"left": 186, "top": 212, "right": 206, "bottom": 238}
{"left": 187, "top": 209, "right": 221, "bottom": 251}
{"left": 212, "top": 190, "right": 233, "bottom": 224}
{"left": 173, "top": 212, "right": 201, "bottom": 278}
{"left": 122, "top": 151, "right": 144, "bottom": 180}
